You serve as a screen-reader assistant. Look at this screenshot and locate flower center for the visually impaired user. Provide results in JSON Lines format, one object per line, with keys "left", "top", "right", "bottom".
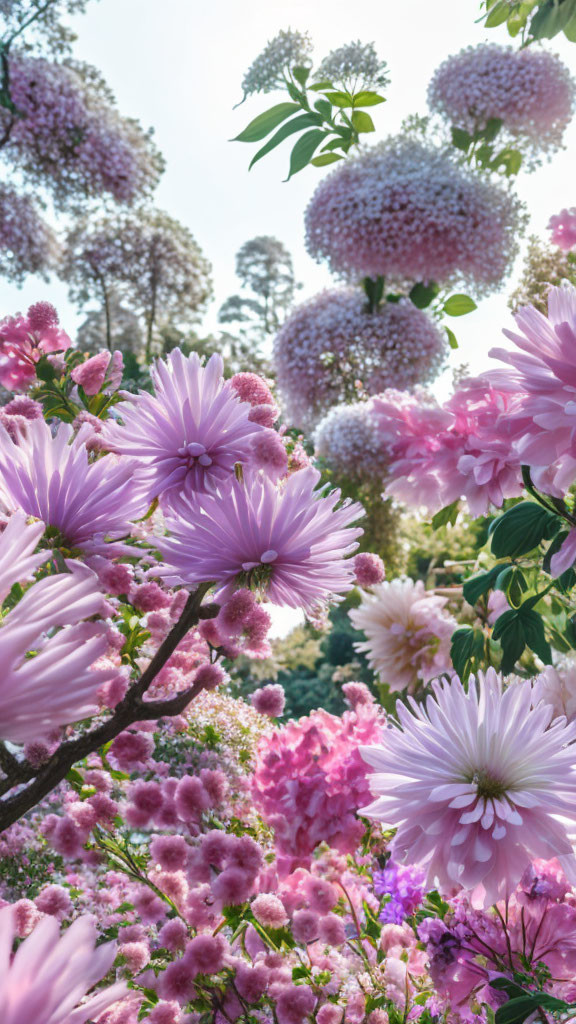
{"left": 471, "top": 770, "right": 507, "bottom": 801}
{"left": 177, "top": 441, "right": 213, "bottom": 468}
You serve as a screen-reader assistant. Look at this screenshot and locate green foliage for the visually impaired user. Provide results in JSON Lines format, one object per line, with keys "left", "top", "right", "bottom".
{"left": 449, "top": 115, "right": 523, "bottom": 177}
{"left": 489, "top": 502, "right": 561, "bottom": 559}
{"left": 442, "top": 293, "right": 478, "bottom": 317}
{"left": 234, "top": 67, "right": 387, "bottom": 177}
{"left": 450, "top": 626, "right": 487, "bottom": 682}
{"left": 481, "top": 0, "right": 576, "bottom": 42}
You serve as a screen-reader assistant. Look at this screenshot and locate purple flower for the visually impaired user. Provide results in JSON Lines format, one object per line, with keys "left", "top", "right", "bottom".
{"left": 0, "top": 418, "right": 147, "bottom": 554}
{"left": 373, "top": 862, "right": 427, "bottom": 923}
{"left": 108, "top": 349, "right": 266, "bottom": 503}
{"left": 159, "top": 466, "right": 363, "bottom": 611}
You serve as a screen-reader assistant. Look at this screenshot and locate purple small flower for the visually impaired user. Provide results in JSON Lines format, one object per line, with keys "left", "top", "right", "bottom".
{"left": 373, "top": 861, "right": 427, "bottom": 923}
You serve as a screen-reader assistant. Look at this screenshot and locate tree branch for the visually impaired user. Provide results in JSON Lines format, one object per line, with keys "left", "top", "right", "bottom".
{"left": 0, "top": 582, "right": 218, "bottom": 833}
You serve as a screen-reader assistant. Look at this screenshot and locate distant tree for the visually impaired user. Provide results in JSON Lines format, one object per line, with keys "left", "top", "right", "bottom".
{"left": 75, "top": 289, "right": 145, "bottom": 356}
{"left": 219, "top": 236, "right": 298, "bottom": 340}
{"left": 62, "top": 210, "right": 213, "bottom": 355}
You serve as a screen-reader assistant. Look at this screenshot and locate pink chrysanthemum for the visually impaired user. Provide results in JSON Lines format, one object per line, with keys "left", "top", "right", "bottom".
{"left": 305, "top": 138, "right": 525, "bottom": 294}
{"left": 350, "top": 578, "right": 456, "bottom": 692}
{"left": 428, "top": 44, "right": 575, "bottom": 158}
{"left": 159, "top": 467, "right": 363, "bottom": 611}
{"left": 0, "top": 418, "right": 147, "bottom": 554}
{"left": 0, "top": 511, "right": 47, "bottom": 602}
{"left": 361, "top": 668, "right": 576, "bottom": 906}
{"left": 0, "top": 559, "right": 116, "bottom": 743}
{"left": 107, "top": 349, "right": 265, "bottom": 503}
{"left": 0, "top": 906, "right": 126, "bottom": 1024}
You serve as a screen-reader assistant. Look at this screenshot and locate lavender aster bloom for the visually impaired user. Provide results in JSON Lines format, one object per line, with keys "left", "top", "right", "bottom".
{"left": 108, "top": 349, "right": 265, "bottom": 503}
{"left": 159, "top": 466, "right": 363, "bottom": 611}
{"left": 0, "top": 511, "right": 47, "bottom": 601}
{"left": 373, "top": 862, "right": 427, "bottom": 923}
{"left": 0, "top": 418, "right": 147, "bottom": 554}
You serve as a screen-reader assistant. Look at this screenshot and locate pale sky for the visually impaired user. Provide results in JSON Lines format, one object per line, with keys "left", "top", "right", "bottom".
{"left": 2, "top": 0, "right": 576, "bottom": 636}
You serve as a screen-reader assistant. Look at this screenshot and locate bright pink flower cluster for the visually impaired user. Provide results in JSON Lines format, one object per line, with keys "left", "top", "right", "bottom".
{"left": 0, "top": 302, "right": 70, "bottom": 390}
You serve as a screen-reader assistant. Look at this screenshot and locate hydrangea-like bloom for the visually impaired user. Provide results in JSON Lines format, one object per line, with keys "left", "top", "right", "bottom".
{"left": 0, "top": 303, "right": 71, "bottom": 391}
{"left": 253, "top": 702, "right": 383, "bottom": 864}
{"left": 549, "top": 208, "right": 576, "bottom": 250}
{"left": 487, "top": 282, "right": 576, "bottom": 497}
{"left": 315, "top": 41, "right": 389, "bottom": 91}
{"left": 428, "top": 44, "right": 575, "bottom": 158}
{"left": 1, "top": 54, "right": 164, "bottom": 208}
{"left": 241, "top": 29, "right": 313, "bottom": 97}
{"left": 350, "top": 578, "right": 456, "bottom": 692}
{"left": 108, "top": 349, "right": 265, "bottom": 503}
{"left": 361, "top": 669, "right": 576, "bottom": 906}
{"left": 305, "top": 138, "right": 525, "bottom": 293}
{"left": 0, "top": 906, "right": 126, "bottom": 1023}
{"left": 274, "top": 289, "right": 445, "bottom": 427}
{"left": 0, "top": 186, "right": 60, "bottom": 286}
{"left": 313, "top": 401, "right": 389, "bottom": 482}
{"left": 159, "top": 467, "right": 363, "bottom": 611}
{"left": 373, "top": 381, "right": 523, "bottom": 516}
{"left": 0, "top": 418, "right": 147, "bottom": 553}
{"left": 0, "top": 553, "right": 115, "bottom": 742}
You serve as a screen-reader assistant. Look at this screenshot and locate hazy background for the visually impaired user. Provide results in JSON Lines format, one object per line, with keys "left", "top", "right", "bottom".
{"left": 1, "top": 0, "right": 575, "bottom": 389}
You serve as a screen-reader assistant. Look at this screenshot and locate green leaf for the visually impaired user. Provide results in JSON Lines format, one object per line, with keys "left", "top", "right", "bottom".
{"left": 492, "top": 610, "right": 526, "bottom": 674}
{"left": 409, "top": 281, "right": 439, "bottom": 309}
{"left": 286, "top": 128, "right": 327, "bottom": 179}
{"left": 35, "top": 357, "right": 57, "bottom": 382}
{"left": 564, "top": 7, "right": 576, "bottom": 38}
{"left": 323, "top": 90, "right": 354, "bottom": 107}
{"left": 463, "top": 564, "right": 507, "bottom": 605}
{"left": 445, "top": 327, "right": 459, "bottom": 350}
{"left": 309, "top": 80, "right": 334, "bottom": 92}
{"left": 292, "top": 65, "right": 310, "bottom": 87}
{"left": 450, "top": 626, "right": 486, "bottom": 682}
{"left": 233, "top": 102, "right": 300, "bottom": 142}
{"left": 491, "top": 147, "right": 523, "bottom": 176}
{"left": 431, "top": 500, "right": 460, "bottom": 530}
{"left": 351, "top": 110, "right": 375, "bottom": 133}
{"left": 530, "top": 0, "right": 576, "bottom": 38}
{"left": 352, "top": 90, "right": 386, "bottom": 107}
{"left": 489, "top": 502, "right": 561, "bottom": 559}
{"left": 485, "top": 0, "right": 513, "bottom": 25}
{"left": 248, "top": 113, "right": 323, "bottom": 169}
{"left": 310, "top": 152, "right": 344, "bottom": 167}
{"left": 451, "top": 127, "right": 472, "bottom": 151}
{"left": 314, "top": 99, "right": 332, "bottom": 118}
{"left": 482, "top": 117, "right": 503, "bottom": 142}
{"left": 521, "top": 608, "right": 552, "bottom": 664}
{"left": 443, "top": 293, "right": 478, "bottom": 316}
{"left": 495, "top": 997, "right": 539, "bottom": 1024}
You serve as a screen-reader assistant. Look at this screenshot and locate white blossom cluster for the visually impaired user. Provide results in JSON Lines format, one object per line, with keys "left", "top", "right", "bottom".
{"left": 241, "top": 29, "right": 313, "bottom": 97}
{"left": 315, "top": 40, "right": 389, "bottom": 92}
{"left": 305, "top": 136, "right": 527, "bottom": 294}
{"left": 428, "top": 44, "right": 575, "bottom": 161}
{"left": 274, "top": 287, "right": 445, "bottom": 430}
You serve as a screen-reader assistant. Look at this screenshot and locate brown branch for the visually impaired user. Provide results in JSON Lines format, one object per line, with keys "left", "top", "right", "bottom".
{"left": 0, "top": 582, "right": 218, "bottom": 833}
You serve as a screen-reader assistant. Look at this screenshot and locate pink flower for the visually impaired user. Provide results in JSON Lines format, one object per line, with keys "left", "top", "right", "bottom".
{"left": 212, "top": 867, "right": 253, "bottom": 905}
{"left": 234, "top": 962, "right": 268, "bottom": 1003}
{"left": 354, "top": 552, "right": 385, "bottom": 587}
{"left": 250, "top": 684, "right": 285, "bottom": 717}
{"left": 0, "top": 511, "right": 47, "bottom": 602}
{"left": 174, "top": 776, "right": 210, "bottom": 821}
{"left": 549, "top": 208, "right": 576, "bottom": 250}
{"left": 318, "top": 913, "right": 346, "bottom": 946}
{"left": 229, "top": 372, "right": 275, "bottom": 407}
{"left": 150, "top": 835, "right": 188, "bottom": 872}
{"left": 108, "top": 350, "right": 265, "bottom": 503}
{"left": 0, "top": 560, "right": 116, "bottom": 743}
{"left": 160, "top": 467, "right": 363, "bottom": 612}
{"left": 185, "top": 933, "right": 228, "bottom": 975}
{"left": 276, "top": 984, "right": 316, "bottom": 1024}
{"left": 291, "top": 908, "right": 320, "bottom": 944}
{"left": 0, "top": 303, "right": 71, "bottom": 391}
{"left": 251, "top": 893, "right": 288, "bottom": 929}
{"left": 350, "top": 578, "right": 456, "bottom": 692}
{"left": 361, "top": 669, "right": 576, "bottom": 906}
{"left": 72, "top": 351, "right": 114, "bottom": 395}
{"left": 0, "top": 907, "right": 126, "bottom": 1024}
{"left": 0, "top": 418, "right": 148, "bottom": 555}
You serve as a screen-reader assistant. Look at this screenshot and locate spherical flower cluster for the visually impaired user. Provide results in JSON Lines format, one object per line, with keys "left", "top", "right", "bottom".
{"left": 315, "top": 40, "right": 389, "bottom": 91}
{"left": 428, "top": 44, "right": 575, "bottom": 158}
{"left": 305, "top": 137, "right": 526, "bottom": 294}
{"left": 549, "top": 207, "right": 576, "bottom": 251}
{"left": 2, "top": 54, "right": 164, "bottom": 207}
{"left": 0, "top": 908, "right": 126, "bottom": 1024}
{"left": 350, "top": 578, "right": 456, "bottom": 692}
{"left": 159, "top": 466, "right": 363, "bottom": 612}
{"left": 0, "top": 302, "right": 71, "bottom": 391}
{"left": 313, "top": 399, "right": 389, "bottom": 482}
{"left": 253, "top": 702, "right": 383, "bottom": 865}
{"left": 361, "top": 669, "right": 576, "bottom": 906}
{"left": 373, "top": 380, "right": 524, "bottom": 516}
{"left": 274, "top": 289, "right": 446, "bottom": 427}
{"left": 0, "top": 185, "right": 60, "bottom": 285}
{"left": 241, "top": 29, "right": 313, "bottom": 97}
{"left": 108, "top": 349, "right": 268, "bottom": 504}
{"left": 0, "top": 418, "right": 148, "bottom": 554}
{"left": 354, "top": 552, "right": 385, "bottom": 587}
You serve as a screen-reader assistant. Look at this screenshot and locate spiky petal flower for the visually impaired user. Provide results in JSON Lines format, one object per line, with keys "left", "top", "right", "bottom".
{"left": 0, "top": 560, "right": 116, "bottom": 743}
{"left": 0, "top": 511, "right": 47, "bottom": 602}
{"left": 360, "top": 669, "right": 576, "bottom": 906}
{"left": 159, "top": 467, "right": 363, "bottom": 611}
{"left": 0, "top": 906, "right": 126, "bottom": 1024}
{"left": 350, "top": 578, "right": 456, "bottom": 692}
{"left": 0, "top": 418, "right": 147, "bottom": 554}
{"left": 108, "top": 349, "right": 266, "bottom": 503}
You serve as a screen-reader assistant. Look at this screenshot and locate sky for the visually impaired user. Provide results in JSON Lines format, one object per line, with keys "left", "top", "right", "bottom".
{"left": 1, "top": 0, "right": 575, "bottom": 635}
